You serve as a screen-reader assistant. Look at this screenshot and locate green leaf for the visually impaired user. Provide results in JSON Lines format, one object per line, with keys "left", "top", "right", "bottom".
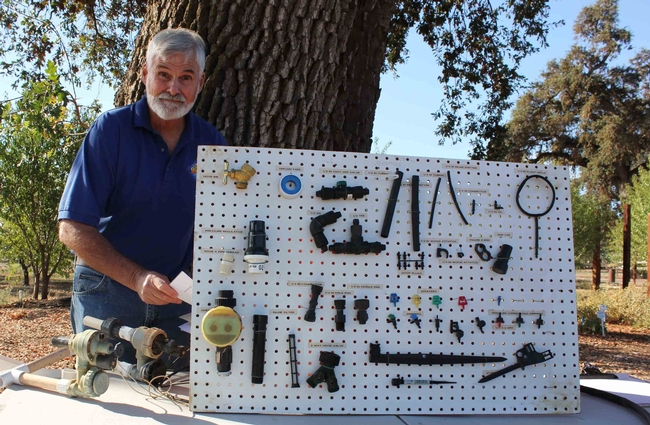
{"left": 45, "top": 60, "right": 58, "bottom": 82}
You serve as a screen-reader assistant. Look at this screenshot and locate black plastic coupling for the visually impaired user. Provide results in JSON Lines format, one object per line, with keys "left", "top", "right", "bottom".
{"left": 492, "top": 244, "right": 513, "bottom": 275}
{"left": 98, "top": 317, "right": 122, "bottom": 339}
{"left": 316, "top": 182, "right": 369, "bottom": 200}
{"left": 334, "top": 299, "right": 346, "bottom": 331}
{"left": 304, "top": 284, "right": 324, "bottom": 322}
{"left": 354, "top": 299, "right": 370, "bottom": 324}
{"left": 310, "top": 211, "right": 342, "bottom": 252}
{"left": 216, "top": 345, "right": 233, "bottom": 375}
{"left": 215, "top": 290, "right": 237, "bottom": 308}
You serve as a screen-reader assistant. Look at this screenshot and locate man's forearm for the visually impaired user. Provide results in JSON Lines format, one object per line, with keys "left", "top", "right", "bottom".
{"left": 58, "top": 219, "right": 144, "bottom": 292}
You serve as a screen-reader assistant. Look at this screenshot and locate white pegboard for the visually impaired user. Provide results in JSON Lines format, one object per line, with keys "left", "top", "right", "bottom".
{"left": 190, "top": 147, "right": 580, "bottom": 415}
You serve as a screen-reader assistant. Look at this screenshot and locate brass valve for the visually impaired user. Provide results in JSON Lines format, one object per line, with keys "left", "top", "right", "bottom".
{"left": 223, "top": 160, "right": 256, "bottom": 189}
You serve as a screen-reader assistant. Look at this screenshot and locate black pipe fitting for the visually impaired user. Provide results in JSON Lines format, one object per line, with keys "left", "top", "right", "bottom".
{"left": 492, "top": 244, "right": 513, "bottom": 275}
{"left": 251, "top": 314, "right": 268, "bottom": 384}
{"left": 334, "top": 299, "right": 346, "bottom": 331}
{"left": 328, "top": 219, "right": 386, "bottom": 254}
{"left": 354, "top": 299, "right": 370, "bottom": 325}
{"left": 309, "top": 211, "right": 342, "bottom": 252}
{"left": 306, "top": 351, "right": 341, "bottom": 393}
{"left": 316, "top": 181, "right": 369, "bottom": 200}
{"left": 304, "top": 285, "right": 323, "bottom": 322}
{"left": 244, "top": 220, "right": 268, "bottom": 257}
{"left": 475, "top": 317, "right": 486, "bottom": 333}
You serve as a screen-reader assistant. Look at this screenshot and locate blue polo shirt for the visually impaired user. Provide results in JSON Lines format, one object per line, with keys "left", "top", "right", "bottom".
{"left": 58, "top": 97, "right": 226, "bottom": 279}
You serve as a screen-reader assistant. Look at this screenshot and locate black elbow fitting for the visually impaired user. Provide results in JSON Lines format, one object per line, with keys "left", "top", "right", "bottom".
{"left": 310, "top": 211, "right": 342, "bottom": 252}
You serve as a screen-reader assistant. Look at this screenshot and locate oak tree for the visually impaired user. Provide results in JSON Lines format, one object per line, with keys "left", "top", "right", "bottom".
{"left": 571, "top": 182, "right": 617, "bottom": 290}
{"left": 491, "top": 0, "right": 650, "bottom": 200}
{"left": 1, "top": 0, "right": 555, "bottom": 152}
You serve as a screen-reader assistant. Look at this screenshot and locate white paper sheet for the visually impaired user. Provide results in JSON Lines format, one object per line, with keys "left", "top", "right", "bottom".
{"left": 169, "top": 271, "right": 193, "bottom": 304}
{"left": 179, "top": 321, "right": 191, "bottom": 334}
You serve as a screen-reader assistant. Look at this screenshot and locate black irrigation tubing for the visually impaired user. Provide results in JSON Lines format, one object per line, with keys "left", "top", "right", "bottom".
{"left": 411, "top": 175, "right": 420, "bottom": 252}
{"left": 381, "top": 169, "right": 403, "bottom": 238}
{"left": 428, "top": 177, "right": 442, "bottom": 229}
{"left": 515, "top": 174, "right": 556, "bottom": 258}
{"left": 447, "top": 170, "right": 469, "bottom": 225}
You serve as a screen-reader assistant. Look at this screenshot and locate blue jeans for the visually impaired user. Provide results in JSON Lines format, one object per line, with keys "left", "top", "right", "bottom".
{"left": 71, "top": 265, "right": 191, "bottom": 366}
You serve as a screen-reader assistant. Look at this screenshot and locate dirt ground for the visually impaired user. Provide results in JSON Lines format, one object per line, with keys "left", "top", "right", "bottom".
{"left": 579, "top": 323, "right": 650, "bottom": 381}
{"left": 0, "top": 280, "right": 649, "bottom": 387}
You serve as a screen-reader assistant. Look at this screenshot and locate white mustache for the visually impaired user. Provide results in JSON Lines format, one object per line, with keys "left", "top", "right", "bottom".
{"left": 158, "top": 92, "right": 186, "bottom": 102}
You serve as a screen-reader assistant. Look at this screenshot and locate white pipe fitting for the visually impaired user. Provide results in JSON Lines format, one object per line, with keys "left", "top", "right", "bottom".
{"left": 0, "top": 364, "right": 29, "bottom": 388}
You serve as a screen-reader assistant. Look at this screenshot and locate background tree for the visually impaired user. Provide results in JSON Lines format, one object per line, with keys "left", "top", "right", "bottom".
{"left": 606, "top": 165, "right": 650, "bottom": 269}
{"left": 1, "top": 0, "right": 555, "bottom": 152}
{"left": 0, "top": 63, "right": 99, "bottom": 299}
{"left": 489, "top": 0, "right": 650, "bottom": 201}
{"left": 0, "top": 221, "right": 32, "bottom": 286}
{"left": 571, "top": 182, "right": 617, "bottom": 289}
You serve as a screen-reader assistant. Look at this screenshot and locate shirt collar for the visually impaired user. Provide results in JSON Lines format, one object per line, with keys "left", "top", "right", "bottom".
{"left": 134, "top": 96, "right": 154, "bottom": 132}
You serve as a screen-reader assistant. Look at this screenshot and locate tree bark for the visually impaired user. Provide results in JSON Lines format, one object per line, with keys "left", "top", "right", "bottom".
{"left": 591, "top": 242, "right": 601, "bottom": 291}
{"left": 645, "top": 214, "right": 650, "bottom": 298}
{"left": 19, "top": 259, "right": 29, "bottom": 287}
{"left": 32, "top": 267, "right": 40, "bottom": 299}
{"left": 622, "top": 203, "right": 631, "bottom": 289}
{"left": 115, "top": 0, "right": 395, "bottom": 152}
{"left": 41, "top": 274, "right": 49, "bottom": 300}
{"left": 41, "top": 253, "right": 49, "bottom": 300}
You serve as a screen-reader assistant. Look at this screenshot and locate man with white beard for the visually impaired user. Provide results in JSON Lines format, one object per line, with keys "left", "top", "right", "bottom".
{"left": 58, "top": 28, "right": 226, "bottom": 364}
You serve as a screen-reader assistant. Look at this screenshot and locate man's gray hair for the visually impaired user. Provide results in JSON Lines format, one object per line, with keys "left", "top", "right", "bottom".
{"left": 146, "top": 28, "right": 206, "bottom": 72}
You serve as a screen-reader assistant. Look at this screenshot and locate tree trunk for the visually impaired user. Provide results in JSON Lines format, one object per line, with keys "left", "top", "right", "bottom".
{"left": 40, "top": 250, "right": 49, "bottom": 300}
{"left": 622, "top": 203, "right": 631, "bottom": 289}
{"left": 32, "top": 267, "right": 40, "bottom": 299}
{"left": 115, "top": 0, "right": 395, "bottom": 152}
{"left": 41, "top": 274, "right": 50, "bottom": 300}
{"left": 19, "top": 259, "right": 29, "bottom": 287}
{"left": 591, "top": 242, "right": 601, "bottom": 291}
